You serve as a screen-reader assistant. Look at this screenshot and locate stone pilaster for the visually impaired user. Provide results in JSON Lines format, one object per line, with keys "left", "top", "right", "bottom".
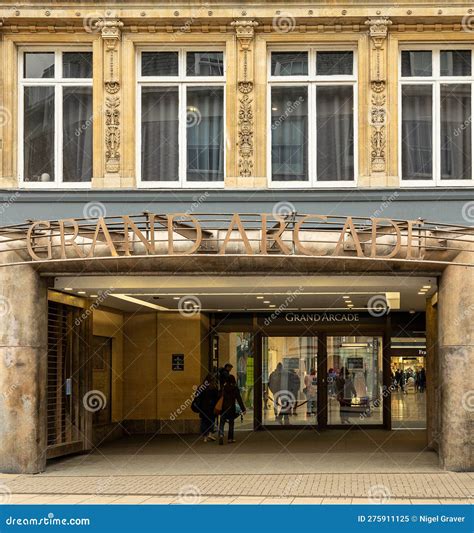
{"left": 231, "top": 20, "right": 258, "bottom": 178}
{"left": 0, "top": 249, "right": 48, "bottom": 473}
{"left": 365, "top": 17, "right": 391, "bottom": 175}
{"left": 437, "top": 247, "right": 474, "bottom": 471}
{"left": 95, "top": 19, "right": 123, "bottom": 185}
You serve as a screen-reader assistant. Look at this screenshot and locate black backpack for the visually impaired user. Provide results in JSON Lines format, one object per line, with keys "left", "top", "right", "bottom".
{"left": 191, "top": 393, "right": 201, "bottom": 413}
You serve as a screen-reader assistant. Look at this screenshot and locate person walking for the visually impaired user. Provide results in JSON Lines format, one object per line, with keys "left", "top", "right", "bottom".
{"left": 218, "top": 375, "right": 246, "bottom": 445}
{"left": 218, "top": 363, "right": 233, "bottom": 389}
{"left": 194, "top": 374, "right": 219, "bottom": 442}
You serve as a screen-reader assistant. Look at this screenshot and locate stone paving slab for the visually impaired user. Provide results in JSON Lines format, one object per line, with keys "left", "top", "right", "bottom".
{"left": 3, "top": 472, "right": 472, "bottom": 500}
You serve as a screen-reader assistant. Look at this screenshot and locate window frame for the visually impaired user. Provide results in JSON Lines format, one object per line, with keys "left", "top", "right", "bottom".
{"left": 398, "top": 44, "right": 474, "bottom": 188}
{"left": 136, "top": 46, "right": 226, "bottom": 189}
{"left": 267, "top": 45, "right": 358, "bottom": 189}
{"left": 18, "top": 47, "right": 93, "bottom": 189}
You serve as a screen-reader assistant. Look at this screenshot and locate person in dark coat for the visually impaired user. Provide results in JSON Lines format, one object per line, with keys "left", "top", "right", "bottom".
{"left": 218, "top": 363, "right": 233, "bottom": 389}
{"left": 195, "top": 374, "right": 219, "bottom": 442}
{"left": 218, "top": 375, "right": 246, "bottom": 445}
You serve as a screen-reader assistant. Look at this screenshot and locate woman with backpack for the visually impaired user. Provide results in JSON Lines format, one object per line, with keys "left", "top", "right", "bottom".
{"left": 216, "top": 374, "right": 246, "bottom": 445}
{"left": 192, "top": 374, "right": 219, "bottom": 442}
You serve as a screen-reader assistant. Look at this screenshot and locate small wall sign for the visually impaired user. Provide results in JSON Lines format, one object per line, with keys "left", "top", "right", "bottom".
{"left": 172, "top": 354, "right": 185, "bottom": 371}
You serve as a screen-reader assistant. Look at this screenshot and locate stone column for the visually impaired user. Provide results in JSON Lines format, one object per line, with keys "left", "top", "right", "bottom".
{"left": 0, "top": 250, "right": 48, "bottom": 473}
{"left": 425, "top": 294, "right": 439, "bottom": 452}
{"left": 438, "top": 248, "right": 474, "bottom": 471}
{"left": 95, "top": 18, "right": 123, "bottom": 187}
{"left": 231, "top": 20, "right": 258, "bottom": 181}
{"left": 365, "top": 17, "right": 391, "bottom": 176}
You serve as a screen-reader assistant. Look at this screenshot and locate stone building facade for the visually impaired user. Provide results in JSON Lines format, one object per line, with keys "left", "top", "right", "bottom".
{"left": 0, "top": 1, "right": 472, "bottom": 474}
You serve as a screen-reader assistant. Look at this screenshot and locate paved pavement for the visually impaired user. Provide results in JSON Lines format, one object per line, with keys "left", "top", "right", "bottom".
{"left": 0, "top": 431, "right": 472, "bottom": 505}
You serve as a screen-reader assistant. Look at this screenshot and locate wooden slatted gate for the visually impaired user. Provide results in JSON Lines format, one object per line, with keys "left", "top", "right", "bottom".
{"left": 46, "top": 298, "right": 92, "bottom": 459}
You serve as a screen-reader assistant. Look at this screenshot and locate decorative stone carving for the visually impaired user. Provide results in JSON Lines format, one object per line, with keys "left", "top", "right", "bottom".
{"left": 95, "top": 19, "right": 123, "bottom": 174}
{"left": 366, "top": 17, "right": 391, "bottom": 173}
{"left": 232, "top": 20, "right": 258, "bottom": 178}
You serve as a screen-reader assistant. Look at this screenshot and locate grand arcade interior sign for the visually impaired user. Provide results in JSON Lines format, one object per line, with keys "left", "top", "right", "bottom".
{"left": 0, "top": 212, "right": 469, "bottom": 265}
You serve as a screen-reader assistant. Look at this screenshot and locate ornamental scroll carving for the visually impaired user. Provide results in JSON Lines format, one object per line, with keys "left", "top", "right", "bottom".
{"left": 231, "top": 20, "right": 258, "bottom": 178}
{"left": 95, "top": 19, "right": 123, "bottom": 174}
{"left": 365, "top": 17, "right": 391, "bottom": 173}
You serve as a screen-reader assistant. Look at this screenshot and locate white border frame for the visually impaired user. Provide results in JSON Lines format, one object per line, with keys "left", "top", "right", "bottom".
{"left": 136, "top": 47, "right": 226, "bottom": 189}
{"left": 398, "top": 44, "right": 474, "bottom": 188}
{"left": 18, "top": 47, "right": 93, "bottom": 189}
{"left": 267, "top": 46, "right": 358, "bottom": 189}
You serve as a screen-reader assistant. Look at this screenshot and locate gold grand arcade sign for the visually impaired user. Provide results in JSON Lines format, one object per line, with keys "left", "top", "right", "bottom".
{"left": 18, "top": 212, "right": 470, "bottom": 264}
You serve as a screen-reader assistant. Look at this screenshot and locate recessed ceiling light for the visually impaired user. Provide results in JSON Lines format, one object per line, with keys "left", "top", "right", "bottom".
{"left": 418, "top": 292, "right": 425, "bottom": 295}
{"left": 343, "top": 296, "right": 350, "bottom": 299}
{"left": 256, "top": 296, "right": 264, "bottom": 299}
{"left": 409, "top": 309, "right": 416, "bottom": 314}
{"left": 263, "top": 300, "right": 270, "bottom": 304}
{"left": 422, "top": 285, "right": 431, "bottom": 289}
{"left": 347, "top": 304, "right": 354, "bottom": 308}
{"left": 64, "top": 287, "right": 73, "bottom": 291}
{"left": 77, "top": 291, "right": 86, "bottom": 295}
{"left": 90, "top": 294, "right": 98, "bottom": 298}
{"left": 173, "top": 296, "right": 180, "bottom": 300}
{"left": 217, "top": 309, "right": 223, "bottom": 312}
{"left": 269, "top": 304, "right": 276, "bottom": 308}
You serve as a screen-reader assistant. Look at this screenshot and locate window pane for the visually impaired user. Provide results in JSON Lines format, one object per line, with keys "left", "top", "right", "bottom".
{"left": 440, "top": 50, "right": 472, "bottom": 77}
{"left": 24, "top": 52, "right": 54, "bottom": 78}
{"left": 441, "top": 84, "right": 472, "bottom": 180}
{"left": 401, "top": 51, "right": 432, "bottom": 77}
{"left": 271, "top": 52, "right": 308, "bottom": 76}
{"left": 401, "top": 85, "right": 433, "bottom": 180}
{"left": 62, "top": 52, "right": 93, "bottom": 78}
{"left": 24, "top": 86, "right": 55, "bottom": 182}
{"left": 141, "top": 52, "right": 178, "bottom": 76}
{"left": 271, "top": 86, "right": 308, "bottom": 182}
{"left": 317, "top": 51, "right": 353, "bottom": 76}
{"left": 186, "top": 52, "right": 224, "bottom": 76}
{"left": 316, "top": 86, "right": 354, "bottom": 181}
{"left": 186, "top": 87, "right": 224, "bottom": 182}
{"left": 63, "top": 87, "right": 92, "bottom": 182}
{"left": 141, "top": 86, "right": 179, "bottom": 182}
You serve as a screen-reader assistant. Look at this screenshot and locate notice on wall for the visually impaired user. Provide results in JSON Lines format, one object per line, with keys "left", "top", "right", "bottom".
{"left": 172, "top": 354, "right": 185, "bottom": 371}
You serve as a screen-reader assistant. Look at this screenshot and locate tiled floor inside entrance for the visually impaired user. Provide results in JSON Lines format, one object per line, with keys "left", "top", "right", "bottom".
{"left": 1, "top": 431, "right": 472, "bottom": 504}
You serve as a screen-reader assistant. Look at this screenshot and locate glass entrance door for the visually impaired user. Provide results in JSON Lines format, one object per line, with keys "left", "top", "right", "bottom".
{"left": 326, "top": 336, "right": 383, "bottom": 426}
{"left": 262, "top": 336, "right": 318, "bottom": 426}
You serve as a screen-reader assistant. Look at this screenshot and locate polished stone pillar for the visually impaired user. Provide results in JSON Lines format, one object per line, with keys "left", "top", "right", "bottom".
{"left": 438, "top": 248, "right": 474, "bottom": 471}
{"left": 0, "top": 249, "right": 48, "bottom": 473}
{"left": 425, "top": 294, "right": 439, "bottom": 452}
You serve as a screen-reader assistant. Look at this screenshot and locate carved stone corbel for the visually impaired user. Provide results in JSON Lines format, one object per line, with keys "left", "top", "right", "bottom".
{"left": 365, "top": 17, "right": 391, "bottom": 173}
{"left": 95, "top": 19, "right": 123, "bottom": 174}
{"left": 231, "top": 20, "right": 258, "bottom": 178}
